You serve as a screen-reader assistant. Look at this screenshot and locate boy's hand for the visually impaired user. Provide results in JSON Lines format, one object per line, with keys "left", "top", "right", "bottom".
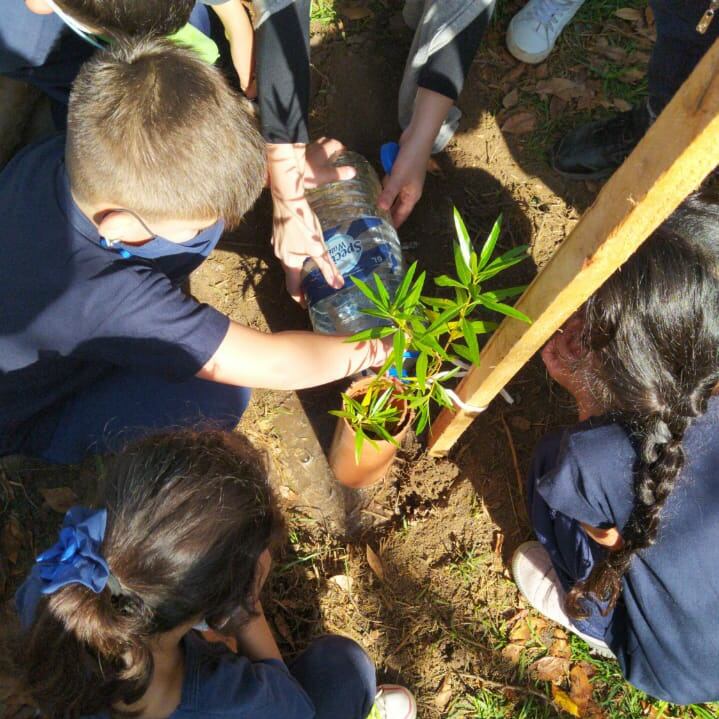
{"left": 377, "top": 131, "right": 429, "bottom": 228}
{"left": 541, "top": 315, "right": 603, "bottom": 420}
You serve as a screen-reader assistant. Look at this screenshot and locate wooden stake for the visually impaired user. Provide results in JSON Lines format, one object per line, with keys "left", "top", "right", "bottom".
{"left": 429, "top": 38, "right": 719, "bottom": 457}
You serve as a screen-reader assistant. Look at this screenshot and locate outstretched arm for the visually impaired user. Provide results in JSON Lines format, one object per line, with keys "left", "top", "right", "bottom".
{"left": 197, "top": 320, "right": 390, "bottom": 390}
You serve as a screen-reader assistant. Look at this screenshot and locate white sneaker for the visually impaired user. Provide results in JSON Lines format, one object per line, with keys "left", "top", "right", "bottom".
{"left": 369, "top": 684, "right": 417, "bottom": 719}
{"left": 511, "top": 541, "right": 615, "bottom": 658}
{"left": 506, "top": 0, "right": 585, "bottom": 64}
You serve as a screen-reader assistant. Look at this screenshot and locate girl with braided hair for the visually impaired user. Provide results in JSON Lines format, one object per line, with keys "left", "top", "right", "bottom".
{"left": 512, "top": 187, "right": 719, "bottom": 704}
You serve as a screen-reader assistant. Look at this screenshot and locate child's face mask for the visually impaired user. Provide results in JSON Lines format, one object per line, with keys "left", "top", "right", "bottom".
{"left": 41, "top": 0, "right": 105, "bottom": 49}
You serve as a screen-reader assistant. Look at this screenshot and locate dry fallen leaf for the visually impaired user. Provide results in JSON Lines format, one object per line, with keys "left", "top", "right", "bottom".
{"left": 509, "top": 615, "right": 548, "bottom": 643}
{"left": 621, "top": 67, "right": 645, "bottom": 83}
{"left": 613, "top": 98, "right": 633, "bottom": 112}
{"left": 492, "top": 531, "right": 505, "bottom": 558}
{"left": 277, "top": 485, "right": 299, "bottom": 501}
{"left": 535, "top": 63, "right": 549, "bottom": 79}
{"left": 549, "top": 637, "right": 572, "bottom": 659}
{"left": 528, "top": 656, "right": 570, "bottom": 684}
{"left": 1, "top": 516, "right": 24, "bottom": 565}
{"left": 328, "top": 574, "right": 353, "bottom": 592}
{"left": 614, "top": 7, "right": 643, "bottom": 23}
{"left": 501, "top": 112, "right": 536, "bottom": 135}
{"left": 40, "top": 486, "right": 78, "bottom": 513}
{"left": 366, "top": 545, "right": 385, "bottom": 582}
{"left": 503, "top": 64, "right": 526, "bottom": 83}
{"left": 569, "top": 664, "right": 594, "bottom": 711}
{"left": 552, "top": 686, "right": 581, "bottom": 717}
{"left": 535, "top": 77, "right": 588, "bottom": 102}
{"left": 434, "top": 675, "right": 453, "bottom": 711}
{"left": 597, "top": 45, "right": 628, "bottom": 62}
{"left": 502, "top": 89, "right": 519, "bottom": 109}
{"left": 501, "top": 643, "right": 524, "bottom": 665}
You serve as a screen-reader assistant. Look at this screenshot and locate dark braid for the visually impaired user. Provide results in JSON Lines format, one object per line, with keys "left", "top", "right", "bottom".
{"left": 566, "top": 189, "right": 719, "bottom": 617}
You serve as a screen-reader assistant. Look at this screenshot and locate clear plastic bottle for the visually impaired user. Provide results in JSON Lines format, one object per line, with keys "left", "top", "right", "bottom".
{"left": 301, "top": 151, "right": 405, "bottom": 335}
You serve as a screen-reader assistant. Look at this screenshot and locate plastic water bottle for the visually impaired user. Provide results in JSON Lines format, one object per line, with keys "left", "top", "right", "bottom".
{"left": 301, "top": 151, "right": 405, "bottom": 335}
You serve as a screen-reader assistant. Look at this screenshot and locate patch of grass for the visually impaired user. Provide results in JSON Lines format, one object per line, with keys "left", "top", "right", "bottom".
{"left": 310, "top": 0, "right": 337, "bottom": 25}
{"left": 568, "top": 634, "right": 719, "bottom": 719}
{"left": 573, "top": 0, "right": 645, "bottom": 24}
{"left": 449, "top": 545, "right": 489, "bottom": 585}
{"left": 448, "top": 690, "right": 553, "bottom": 719}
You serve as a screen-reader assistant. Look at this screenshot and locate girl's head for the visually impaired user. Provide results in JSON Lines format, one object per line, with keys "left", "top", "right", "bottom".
{"left": 564, "top": 186, "right": 719, "bottom": 615}
{"left": 20, "top": 430, "right": 280, "bottom": 718}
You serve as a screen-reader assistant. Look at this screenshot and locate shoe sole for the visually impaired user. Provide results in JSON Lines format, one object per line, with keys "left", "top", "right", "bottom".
{"left": 506, "top": 33, "right": 553, "bottom": 65}
{"left": 548, "top": 148, "right": 617, "bottom": 181}
{"left": 511, "top": 542, "right": 616, "bottom": 660}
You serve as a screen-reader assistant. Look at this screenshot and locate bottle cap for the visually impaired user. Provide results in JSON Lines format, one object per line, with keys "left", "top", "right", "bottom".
{"left": 380, "top": 142, "right": 400, "bottom": 175}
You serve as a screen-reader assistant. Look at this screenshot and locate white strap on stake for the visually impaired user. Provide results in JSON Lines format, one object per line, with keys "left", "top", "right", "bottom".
{"left": 428, "top": 360, "right": 515, "bottom": 416}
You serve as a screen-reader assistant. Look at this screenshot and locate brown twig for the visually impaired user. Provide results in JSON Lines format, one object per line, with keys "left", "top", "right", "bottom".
{"left": 500, "top": 413, "right": 528, "bottom": 527}
{"left": 456, "top": 671, "right": 553, "bottom": 705}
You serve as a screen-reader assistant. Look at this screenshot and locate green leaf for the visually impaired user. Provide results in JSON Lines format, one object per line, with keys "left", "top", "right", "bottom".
{"left": 434, "top": 275, "right": 465, "bottom": 289}
{"left": 393, "top": 330, "right": 406, "bottom": 376}
{"left": 415, "top": 406, "right": 430, "bottom": 434}
{"left": 350, "top": 275, "right": 380, "bottom": 304}
{"left": 421, "top": 295, "right": 454, "bottom": 309}
{"left": 373, "top": 273, "right": 390, "bottom": 306}
{"left": 478, "top": 296, "right": 532, "bottom": 323}
{"left": 461, "top": 318, "right": 480, "bottom": 365}
{"left": 453, "top": 206, "right": 472, "bottom": 272}
{"left": 392, "top": 261, "right": 417, "bottom": 307}
{"left": 432, "top": 382, "right": 454, "bottom": 409}
{"left": 354, "top": 428, "right": 365, "bottom": 465}
{"left": 451, "top": 343, "right": 474, "bottom": 364}
{"left": 453, "top": 240, "right": 471, "bottom": 285}
{"left": 404, "top": 271, "right": 427, "bottom": 310}
{"left": 347, "top": 325, "right": 397, "bottom": 342}
{"left": 479, "top": 214, "right": 503, "bottom": 269}
{"left": 470, "top": 320, "right": 498, "bottom": 334}
{"left": 359, "top": 308, "right": 394, "bottom": 320}
{"left": 374, "top": 423, "right": 400, "bottom": 446}
{"left": 426, "top": 305, "right": 461, "bottom": 333}
{"left": 480, "top": 285, "right": 526, "bottom": 301}
{"left": 416, "top": 352, "right": 428, "bottom": 391}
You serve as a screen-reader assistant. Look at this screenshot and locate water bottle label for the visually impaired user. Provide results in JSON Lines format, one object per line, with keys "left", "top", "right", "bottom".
{"left": 302, "top": 216, "right": 398, "bottom": 305}
{"left": 326, "top": 232, "right": 362, "bottom": 274}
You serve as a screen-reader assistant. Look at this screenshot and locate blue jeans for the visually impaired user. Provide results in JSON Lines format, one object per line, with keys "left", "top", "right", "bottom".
{"left": 24, "top": 369, "right": 250, "bottom": 464}
{"left": 526, "top": 432, "right": 613, "bottom": 641}
{"left": 648, "top": 0, "right": 719, "bottom": 112}
{"left": 290, "top": 636, "right": 377, "bottom": 719}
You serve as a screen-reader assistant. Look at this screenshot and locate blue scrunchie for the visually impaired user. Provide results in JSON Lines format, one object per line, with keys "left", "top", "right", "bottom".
{"left": 15, "top": 506, "right": 109, "bottom": 629}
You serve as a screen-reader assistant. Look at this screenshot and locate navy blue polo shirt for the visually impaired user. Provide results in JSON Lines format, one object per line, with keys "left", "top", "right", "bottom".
{"left": 0, "top": 135, "right": 230, "bottom": 455}
{"left": 535, "top": 398, "right": 719, "bottom": 704}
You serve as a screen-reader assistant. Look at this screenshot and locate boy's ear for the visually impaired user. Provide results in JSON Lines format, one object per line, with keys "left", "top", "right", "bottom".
{"left": 25, "top": 0, "right": 54, "bottom": 15}
{"left": 97, "top": 210, "right": 153, "bottom": 244}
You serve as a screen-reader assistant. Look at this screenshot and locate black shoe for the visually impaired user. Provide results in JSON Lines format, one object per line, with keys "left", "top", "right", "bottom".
{"left": 550, "top": 104, "right": 652, "bottom": 180}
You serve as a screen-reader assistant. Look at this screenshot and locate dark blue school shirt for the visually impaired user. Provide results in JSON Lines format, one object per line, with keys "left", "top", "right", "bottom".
{"left": 81, "top": 632, "right": 315, "bottom": 719}
{"left": 0, "top": 2, "right": 94, "bottom": 108}
{"left": 0, "top": 135, "right": 230, "bottom": 454}
{"left": 14, "top": 575, "right": 314, "bottom": 719}
{"left": 535, "top": 397, "right": 719, "bottom": 704}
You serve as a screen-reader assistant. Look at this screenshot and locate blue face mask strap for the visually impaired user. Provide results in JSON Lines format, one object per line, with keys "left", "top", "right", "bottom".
{"left": 43, "top": 0, "right": 106, "bottom": 50}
